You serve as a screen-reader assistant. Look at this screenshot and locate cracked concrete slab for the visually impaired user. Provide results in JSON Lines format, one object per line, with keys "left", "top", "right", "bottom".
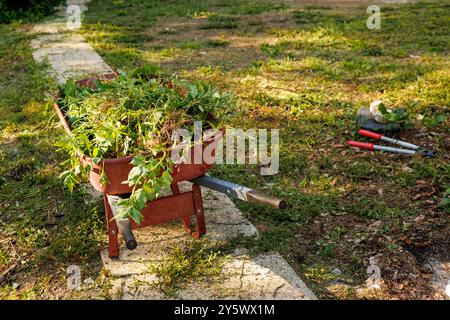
{"left": 110, "top": 251, "right": 315, "bottom": 300}
{"left": 30, "top": 0, "right": 112, "bottom": 83}
{"left": 101, "top": 186, "right": 316, "bottom": 300}
{"left": 31, "top": 32, "right": 113, "bottom": 83}
{"left": 31, "top": 0, "right": 316, "bottom": 301}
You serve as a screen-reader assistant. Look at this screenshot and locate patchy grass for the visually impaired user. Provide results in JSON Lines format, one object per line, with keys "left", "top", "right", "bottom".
{"left": 0, "top": 24, "right": 109, "bottom": 299}
{"left": 146, "top": 240, "right": 226, "bottom": 297}
{"left": 82, "top": 0, "right": 449, "bottom": 299}
{"left": 1, "top": 0, "right": 448, "bottom": 300}
{"left": 201, "top": 14, "right": 240, "bottom": 29}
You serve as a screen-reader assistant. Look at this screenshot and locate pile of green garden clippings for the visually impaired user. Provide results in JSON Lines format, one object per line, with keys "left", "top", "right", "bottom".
{"left": 56, "top": 67, "right": 232, "bottom": 223}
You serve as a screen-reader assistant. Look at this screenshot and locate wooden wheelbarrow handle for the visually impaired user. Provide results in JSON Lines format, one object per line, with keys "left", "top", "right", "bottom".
{"left": 190, "top": 175, "right": 287, "bottom": 210}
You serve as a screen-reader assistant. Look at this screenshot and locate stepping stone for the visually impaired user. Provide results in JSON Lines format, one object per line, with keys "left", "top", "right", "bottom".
{"left": 31, "top": 32, "right": 113, "bottom": 84}
{"left": 30, "top": 0, "right": 112, "bottom": 84}
{"left": 110, "top": 251, "right": 315, "bottom": 300}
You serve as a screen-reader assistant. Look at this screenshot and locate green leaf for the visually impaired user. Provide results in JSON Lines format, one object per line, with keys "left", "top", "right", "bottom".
{"left": 131, "top": 155, "right": 145, "bottom": 166}
{"left": 128, "top": 166, "right": 142, "bottom": 180}
{"left": 189, "top": 84, "right": 198, "bottom": 98}
{"left": 130, "top": 208, "right": 142, "bottom": 224}
{"left": 99, "top": 170, "right": 109, "bottom": 187}
{"left": 378, "top": 103, "right": 388, "bottom": 115}
{"left": 142, "top": 185, "right": 153, "bottom": 199}
{"left": 436, "top": 114, "right": 447, "bottom": 123}
{"left": 440, "top": 188, "right": 450, "bottom": 213}
{"left": 161, "top": 170, "right": 173, "bottom": 185}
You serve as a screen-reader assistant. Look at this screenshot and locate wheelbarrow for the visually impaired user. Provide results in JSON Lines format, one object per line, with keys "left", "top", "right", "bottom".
{"left": 53, "top": 74, "right": 286, "bottom": 258}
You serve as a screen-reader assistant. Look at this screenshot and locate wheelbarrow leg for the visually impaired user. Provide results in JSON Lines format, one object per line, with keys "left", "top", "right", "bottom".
{"left": 171, "top": 183, "right": 193, "bottom": 233}
{"left": 192, "top": 184, "right": 206, "bottom": 238}
{"left": 103, "top": 193, "right": 119, "bottom": 258}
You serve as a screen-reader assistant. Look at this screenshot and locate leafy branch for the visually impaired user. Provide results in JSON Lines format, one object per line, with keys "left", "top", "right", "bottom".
{"left": 117, "top": 154, "right": 173, "bottom": 224}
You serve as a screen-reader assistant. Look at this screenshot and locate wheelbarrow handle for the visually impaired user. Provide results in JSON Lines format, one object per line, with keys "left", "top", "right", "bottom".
{"left": 246, "top": 190, "right": 287, "bottom": 210}
{"left": 190, "top": 175, "right": 287, "bottom": 210}
{"left": 107, "top": 195, "right": 138, "bottom": 250}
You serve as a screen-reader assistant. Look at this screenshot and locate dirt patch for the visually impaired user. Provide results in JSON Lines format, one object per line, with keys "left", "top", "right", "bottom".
{"left": 292, "top": 122, "right": 450, "bottom": 300}
{"left": 292, "top": 190, "right": 449, "bottom": 299}
{"left": 9, "top": 163, "right": 34, "bottom": 181}
{"left": 142, "top": 12, "right": 296, "bottom": 72}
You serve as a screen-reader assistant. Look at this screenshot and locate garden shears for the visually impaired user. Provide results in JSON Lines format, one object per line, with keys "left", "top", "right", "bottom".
{"left": 348, "top": 129, "right": 436, "bottom": 157}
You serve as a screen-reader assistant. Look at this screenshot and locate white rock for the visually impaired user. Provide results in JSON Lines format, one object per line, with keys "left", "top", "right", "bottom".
{"left": 369, "top": 100, "right": 388, "bottom": 124}
{"left": 331, "top": 268, "right": 342, "bottom": 276}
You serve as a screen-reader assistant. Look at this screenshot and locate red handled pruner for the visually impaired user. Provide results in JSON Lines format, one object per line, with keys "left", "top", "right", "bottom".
{"left": 348, "top": 130, "right": 436, "bottom": 157}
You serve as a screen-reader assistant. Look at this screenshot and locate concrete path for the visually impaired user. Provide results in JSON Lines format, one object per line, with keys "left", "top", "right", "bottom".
{"left": 103, "top": 184, "right": 316, "bottom": 299}
{"left": 30, "top": 0, "right": 112, "bottom": 83}
{"left": 30, "top": 0, "right": 316, "bottom": 300}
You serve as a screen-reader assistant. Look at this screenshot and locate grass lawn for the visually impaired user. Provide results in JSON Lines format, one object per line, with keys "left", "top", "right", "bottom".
{"left": 1, "top": 0, "right": 449, "bottom": 299}
{"left": 0, "top": 24, "right": 109, "bottom": 299}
